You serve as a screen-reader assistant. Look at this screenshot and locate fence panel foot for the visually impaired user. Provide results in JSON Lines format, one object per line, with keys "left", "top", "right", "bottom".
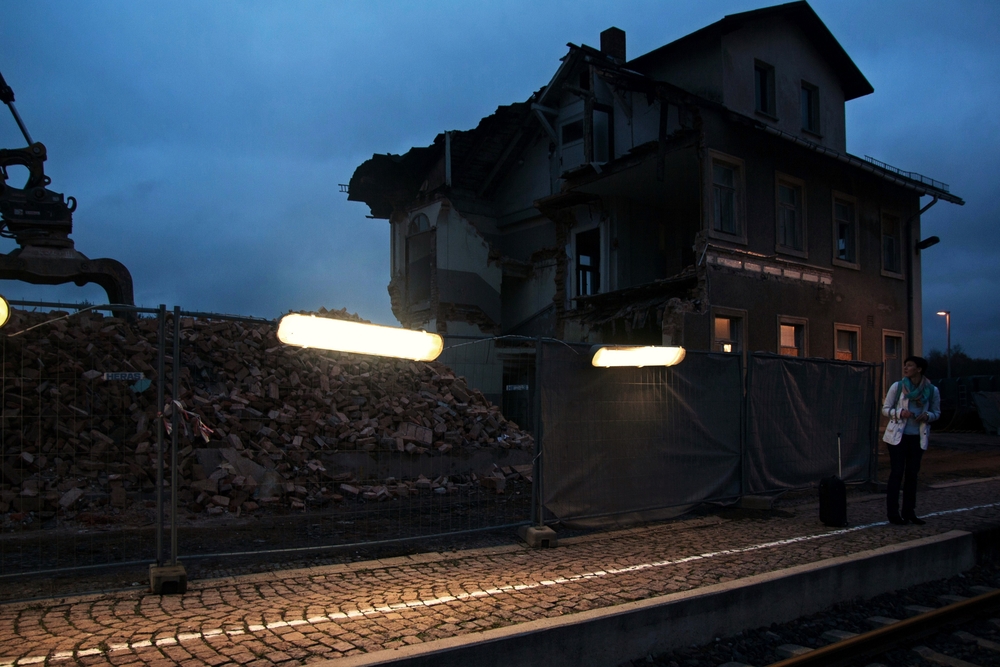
{"left": 518, "top": 525, "right": 558, "bottom": 548}
{"left": 149, "top": 563, "right": 188, "bottom": 595}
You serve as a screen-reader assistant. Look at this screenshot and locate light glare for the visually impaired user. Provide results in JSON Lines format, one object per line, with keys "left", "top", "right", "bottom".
{"left": 277, "top": 314, "right": 443, "bottom": 361}
{"left": 0, "top": 296, "right": 8, "bottom": 329}
{"left": 591, "top": 345, "right": 686, "bottom": 368}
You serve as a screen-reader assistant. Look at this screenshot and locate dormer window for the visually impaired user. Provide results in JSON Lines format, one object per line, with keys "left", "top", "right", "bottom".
{"left": 754, "top": 61, "right": 776, "bottom": 117}
{"left": 801, "top": 82, "right": 820, "bottom": 134}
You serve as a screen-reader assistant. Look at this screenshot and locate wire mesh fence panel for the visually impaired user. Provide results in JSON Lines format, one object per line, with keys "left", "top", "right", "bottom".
{"left": 0, "top": 306, "right": 161, "bottom": 580}
{"left": 162, "top": 321, "right": 534, "bottom": 561}
{"left": 539, "top": 342, "right": 743, "bottom": 528}
{"left": 744, "top": 353, "right": 879, "bottom": 494}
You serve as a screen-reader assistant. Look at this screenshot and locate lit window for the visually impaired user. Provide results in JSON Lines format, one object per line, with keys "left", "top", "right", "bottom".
{"left": 777, "top": 181, "right": 804, "bottom": 252}
{"left": 834, "top": 199, "right": 857, "bottom": 265}
{"left": 882, "top": 213, "right": 902, "bottom": 275}
{"left": 755, "top": 61, "right": 776, "bottom": 116}
{"left": 801, "top": 82, "right": 819, "bottom": 134}
{"left": 779, "top": 318, "right": 806, "bottom": 357}
{"left": 835, "top": 326, "right": 859, "bottom": 361}
{"left": 714, "top": 315, "right": 742, "bottom": 354}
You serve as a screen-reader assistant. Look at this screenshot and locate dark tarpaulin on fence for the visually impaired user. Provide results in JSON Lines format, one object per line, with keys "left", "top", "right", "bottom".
{"left": 973, "top": 392, "right": 1000, "bottom": 435}
{"left": 540, "top": 342, "right": 742, "bottom": 528}
{"left": 745, "top": 354, "right": 878, "bottom": 494}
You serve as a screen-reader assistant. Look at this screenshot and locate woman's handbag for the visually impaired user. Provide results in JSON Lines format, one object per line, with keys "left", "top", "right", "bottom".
{"left": 882, "top": 382, "right": 905, "bottom": 445}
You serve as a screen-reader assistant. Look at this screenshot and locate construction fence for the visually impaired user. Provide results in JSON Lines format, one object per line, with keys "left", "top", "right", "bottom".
{"left": 0, "top": 305, "right": 880, "bottom": 586}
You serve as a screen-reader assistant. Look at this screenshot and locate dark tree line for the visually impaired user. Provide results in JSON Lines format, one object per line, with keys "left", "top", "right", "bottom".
{"left": 925, "top": 346, "right": 1000, "bottom": 380}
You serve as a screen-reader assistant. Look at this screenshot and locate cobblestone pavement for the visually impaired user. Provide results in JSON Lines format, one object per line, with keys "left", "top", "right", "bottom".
{"left": 1, "top": 481, "right": 999, "bottom": 667}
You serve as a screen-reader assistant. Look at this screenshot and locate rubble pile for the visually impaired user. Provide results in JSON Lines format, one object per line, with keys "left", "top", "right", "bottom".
{"left": 0, "top": 308, "right": 533, "bottom": 524}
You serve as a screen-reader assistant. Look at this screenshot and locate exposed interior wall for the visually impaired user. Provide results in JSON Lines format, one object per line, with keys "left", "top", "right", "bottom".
{"left": 434, "top": 200, "right": 502, "bottom": 333}
{"left": 494, "top": 134, "right": 553, "bottom": 216}
{"left": 502, "top": 260, "right": 558, "bottom": 336}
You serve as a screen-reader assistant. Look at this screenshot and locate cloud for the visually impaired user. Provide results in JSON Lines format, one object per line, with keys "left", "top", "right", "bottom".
{"left": 1, "top": 0, "right": 997, "bottom": 357}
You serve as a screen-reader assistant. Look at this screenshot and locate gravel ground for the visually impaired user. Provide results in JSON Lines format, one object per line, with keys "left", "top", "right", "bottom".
{"left": 632, "top": 561, "right": 1000, "bottom": 667}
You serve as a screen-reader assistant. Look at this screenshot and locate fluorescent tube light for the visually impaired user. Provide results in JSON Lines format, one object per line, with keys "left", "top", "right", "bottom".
{"left": 590, "top": 345, "right": 686, "bottom": 368}
{"left": 277, "top": 314, "right": 443, "bottom": 361}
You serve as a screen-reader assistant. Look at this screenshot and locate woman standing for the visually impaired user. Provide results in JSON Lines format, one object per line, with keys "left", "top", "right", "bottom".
{"left": 882, "top": 355, "right": 941, "bottom": 525}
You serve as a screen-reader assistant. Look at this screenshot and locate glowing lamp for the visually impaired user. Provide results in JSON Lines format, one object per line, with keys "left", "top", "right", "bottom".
{"left": 0, "top": 295, "right": 9, "bottom": 329}
{"left": 277, "top": 314, "right": 443, "bottom": 361}
{"left": 590, "top": 345, "right": 686, "bottom": 368}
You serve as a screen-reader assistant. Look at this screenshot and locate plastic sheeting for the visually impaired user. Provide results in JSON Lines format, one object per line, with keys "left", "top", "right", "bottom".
{"left": 540, "top": 343, "right": 742, "bottom": 527}
{"left": 744, "top": 354, "right": 878, "bottom": 494}
{"left": 973, "top": 392, "right": 1000, "bottom": 435}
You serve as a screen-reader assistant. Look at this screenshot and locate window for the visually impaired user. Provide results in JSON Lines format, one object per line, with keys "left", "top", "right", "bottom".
{"left": 712, "top": 309, "right": 746, "bottom": 355}
{"left": 883, "top": 331, "right": 905, "bottom": 394}
{"left": 754, "top": 61, "right": 776, "bottom": 117}
{"left": 882, "top": 212, "right": 902, "bottom": 275}
{"left": 561, "top": 119, "right": 584, "bottom": 145}
{"left": 592, "top": 103, "right": 614, "bottom": 163}
{"left": 776, "top": 175, "right": 806, "bottom": 255}
{"left": 405, "top": 213, "right": 433, "bottom": 305}
{"left": 560, "top": 115, "right": 586, "bottom": 171}
{"left": 778, "top": 316, "right": 807, "bottom": 357}
{"left": 801, "top": 82, "right": 820, "bottom": 134}
{"left": 708, "top": 151, "right": 745, "bottom": 242}
{"left": 834, "top": 324, "right": 861, "bottom": 361}
{"left": 713, "top": 163, "right": 738, "bottom": 235}
{"left": 832, "top": 194, "right": 858, "bottom": 268}
{"left": 575, "top": 227, "right": 601, "bottom": 296}
{"left": 407, "top": 213, "right": 430, "bottom": 235}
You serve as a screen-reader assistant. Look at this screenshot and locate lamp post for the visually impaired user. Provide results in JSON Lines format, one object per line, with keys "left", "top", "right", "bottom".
{"left": 936, "top": 310, "right": 951, "bottom": 379}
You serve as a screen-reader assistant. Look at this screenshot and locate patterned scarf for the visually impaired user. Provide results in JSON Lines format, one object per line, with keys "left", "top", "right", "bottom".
{"left": 902, "top": 376, "right": 932, "bottom": 409}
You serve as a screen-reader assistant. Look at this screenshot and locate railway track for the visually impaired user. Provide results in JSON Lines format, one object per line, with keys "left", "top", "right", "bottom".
{"left": 765, "top": 588, "right": 1000, "bottom": 667}
{"left": 638, "top": 561, "right": 1000, "bottom": 667}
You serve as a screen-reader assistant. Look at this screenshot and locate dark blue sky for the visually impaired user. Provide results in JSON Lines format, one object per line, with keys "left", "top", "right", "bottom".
{"left": 1, "top": 1, "right": 996, "bottom": 356}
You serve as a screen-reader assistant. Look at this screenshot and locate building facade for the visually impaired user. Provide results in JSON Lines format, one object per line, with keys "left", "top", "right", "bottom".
{"left": 348, "top": 1, "right": 962, "bottom": 386}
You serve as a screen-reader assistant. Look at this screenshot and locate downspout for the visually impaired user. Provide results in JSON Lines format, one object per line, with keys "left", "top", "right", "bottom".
{"left": 905, "top": 196, "right": 939, "bottom": 356}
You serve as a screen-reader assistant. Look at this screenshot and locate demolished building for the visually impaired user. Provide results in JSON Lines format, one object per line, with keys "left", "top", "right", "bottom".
{"left": 347, "top": 1, "right": 962, "bottom": 391}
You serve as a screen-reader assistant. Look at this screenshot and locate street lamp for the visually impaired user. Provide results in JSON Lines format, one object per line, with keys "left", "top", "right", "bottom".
{"left": 936, "top": 310, "right": 951, "bottom": 379}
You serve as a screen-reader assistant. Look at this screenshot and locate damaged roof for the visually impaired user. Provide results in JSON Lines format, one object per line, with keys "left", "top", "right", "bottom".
{"left": 347, "top": 100, "right": 536, "bottom": 219}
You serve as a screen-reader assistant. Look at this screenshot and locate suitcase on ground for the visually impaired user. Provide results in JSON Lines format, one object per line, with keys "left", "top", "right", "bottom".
{"left": 819, "top": 475, "right": 847, "bottom": 527}
{"left": 819, "top": 432, "right": 848, "bottom": 527}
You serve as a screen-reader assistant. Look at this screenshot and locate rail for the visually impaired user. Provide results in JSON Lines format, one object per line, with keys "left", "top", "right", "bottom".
{"left": 767, "top": 587, "right": 1000, "bottom": 666}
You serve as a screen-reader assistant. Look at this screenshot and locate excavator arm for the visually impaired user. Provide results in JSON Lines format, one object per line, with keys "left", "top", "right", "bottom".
{"left": 0, "top": 70, "right": 134, "bottom": 307}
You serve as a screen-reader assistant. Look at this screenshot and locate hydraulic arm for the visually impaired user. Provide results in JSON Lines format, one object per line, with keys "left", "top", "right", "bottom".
{"left": 0, "top": 70, "right": 133, "bottom": 306}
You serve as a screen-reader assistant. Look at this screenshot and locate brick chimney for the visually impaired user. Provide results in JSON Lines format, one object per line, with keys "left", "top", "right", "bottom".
{"left": 600, "top": 27, "right": 626, "bottom": 62}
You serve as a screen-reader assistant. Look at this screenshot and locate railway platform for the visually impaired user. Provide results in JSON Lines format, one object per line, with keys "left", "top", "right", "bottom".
{"left": 1, "top": 478, "right": 999, "bottom": 667}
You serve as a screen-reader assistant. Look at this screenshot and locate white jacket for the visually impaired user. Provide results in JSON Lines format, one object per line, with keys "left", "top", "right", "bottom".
{"left": 881, "top": 380, "right": 941, "bottom": 450}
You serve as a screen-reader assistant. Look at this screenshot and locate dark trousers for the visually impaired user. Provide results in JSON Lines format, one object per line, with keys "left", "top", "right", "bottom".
{"left": 886, "top": 433, "right": 924, "bottom": 518}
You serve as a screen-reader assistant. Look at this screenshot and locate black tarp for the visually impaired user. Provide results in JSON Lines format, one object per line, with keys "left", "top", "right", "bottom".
{"left": 744, "top": 354, "right": 878, "bottom": 493}
{"left": 973, "top": 392, "right": 1000, "bottom": 435}
{"left": 539, "top": 343, "right": 742, "bottom": 527}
